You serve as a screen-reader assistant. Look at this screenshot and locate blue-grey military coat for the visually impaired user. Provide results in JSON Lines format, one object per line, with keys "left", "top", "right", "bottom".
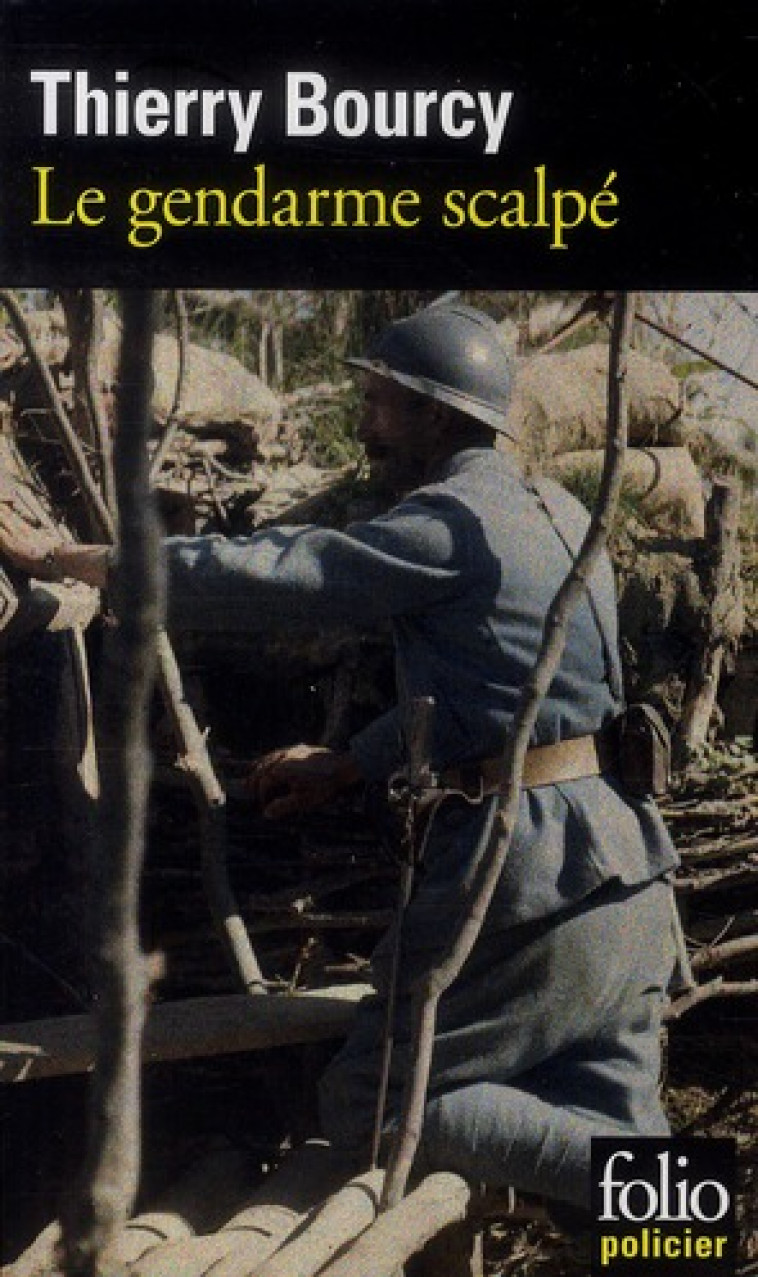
{"left": 165, "top": 446, "right": 678, "bottom": 929}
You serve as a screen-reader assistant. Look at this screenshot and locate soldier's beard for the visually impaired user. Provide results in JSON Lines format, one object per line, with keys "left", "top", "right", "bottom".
{"left": 365, "top": 445, "right": 430, "bottom": 497}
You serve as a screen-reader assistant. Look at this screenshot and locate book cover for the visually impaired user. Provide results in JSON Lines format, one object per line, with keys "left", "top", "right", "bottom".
{"left": 0, "top": 2, "right": 755, "bottom": 1273}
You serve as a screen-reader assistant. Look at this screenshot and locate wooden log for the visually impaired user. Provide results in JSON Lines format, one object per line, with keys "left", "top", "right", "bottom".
{"left": 674, "top": 864, "right": 758, "bottom": 897}
{"left": 317, "top": 1173, "right": 473, "bottom": 1277}
{"left": 4, "top": 1144, "right": 254, "bottom": 1276}
{"left": 111, "top": 1143, "right": 255, "bottom": 1266}
{"left": 130, "top": 1206, "right": 300, "bottom": 1277}
{"left": 214, "top": 1169, "right": 384, "bottom": 1277}
{"left": 0, "top": 984, "right": 371, "bottom": 1083}
{"left": 130, "top": 1142, "right": 354, "bottom": 1277}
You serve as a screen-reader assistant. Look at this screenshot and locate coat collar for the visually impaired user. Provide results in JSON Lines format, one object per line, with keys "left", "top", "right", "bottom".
{"left": 427, "top": 446, "right": 523, "bottom": 485}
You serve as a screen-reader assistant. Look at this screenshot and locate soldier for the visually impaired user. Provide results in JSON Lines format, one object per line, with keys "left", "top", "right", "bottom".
{"left": 0, "top": 303, "right": 679, "bottom": 1213}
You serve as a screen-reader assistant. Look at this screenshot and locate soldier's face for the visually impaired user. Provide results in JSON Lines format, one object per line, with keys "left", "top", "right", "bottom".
{"left": 358, "top": 374, "right": 440, "bottom": 494}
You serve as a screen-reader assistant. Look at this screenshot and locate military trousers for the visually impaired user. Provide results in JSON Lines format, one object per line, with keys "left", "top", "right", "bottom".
{"left": 318, "top": 874, "right": 677, "bottom": 1207}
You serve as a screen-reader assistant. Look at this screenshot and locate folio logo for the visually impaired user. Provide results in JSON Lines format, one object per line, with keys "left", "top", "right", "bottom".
{"left": 590, "top": 1138, "right": 736, "bottom": 1275}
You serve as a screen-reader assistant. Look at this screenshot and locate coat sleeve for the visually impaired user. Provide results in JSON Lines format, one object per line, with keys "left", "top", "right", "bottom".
{"left": 164, "top": 492, "right": 474, "bottom": 635}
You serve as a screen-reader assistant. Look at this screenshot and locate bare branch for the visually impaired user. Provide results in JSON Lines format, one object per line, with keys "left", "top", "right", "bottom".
{"left": 664, "top": 977, "right": 758, "bottom": 1021}
{"left": 58, "top": 288, "right": 117, "bottom": 518}
{"left": 0, "top": 984, "right": 371, "bottom": 1083}
{"left": 150, "top": 289, "right": 189, "bottom": 480}
{"left": 81, "top": 290, "right": 117, "bottom": 517}
{"left": 690, "top": 935, "right": 758, "bottom": 972}
{"left": 155, "top": 631, "right": 266, "bottom": 992}
{"left": 636, "top": 308, "right": 758, "bottom": 395}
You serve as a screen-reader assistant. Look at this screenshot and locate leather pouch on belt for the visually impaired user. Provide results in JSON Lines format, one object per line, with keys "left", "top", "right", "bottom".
{"left": 614, "top": 702, "right": 671, "bottom": 799}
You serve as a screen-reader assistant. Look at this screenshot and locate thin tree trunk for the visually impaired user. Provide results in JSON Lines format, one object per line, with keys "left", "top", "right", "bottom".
{"left": 61, "top": 291, "right": 160, "bottom": 1275}
{"left": 381, "top": 292, "right": 635, "bottom": 1210}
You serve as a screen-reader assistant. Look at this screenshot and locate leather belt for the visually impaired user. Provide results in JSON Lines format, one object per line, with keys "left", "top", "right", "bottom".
{"left": 440, "top": 731, "right": 615, "bottom": 797}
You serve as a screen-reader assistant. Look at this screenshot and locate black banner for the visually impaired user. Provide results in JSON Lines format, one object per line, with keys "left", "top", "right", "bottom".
{"left": 0, "top": 0, "right": 755, "bottom": 286}
{"left": 591, "top": 1138, "right": 737, "bottom": 1276}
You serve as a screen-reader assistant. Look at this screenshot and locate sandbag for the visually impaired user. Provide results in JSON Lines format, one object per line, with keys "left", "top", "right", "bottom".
{"left": 546, "top": 446, "right": 705, "bottom": 537}
{"left": 510, "top": 344, "right": 687, "bottom": 459}
{"left": 97, "top": 317, "right": 282, "bottom": 427}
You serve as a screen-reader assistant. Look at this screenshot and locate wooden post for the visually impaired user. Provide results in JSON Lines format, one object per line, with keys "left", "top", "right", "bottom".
{"left": 677, "top": 479, "right": 743, "bottom": 762}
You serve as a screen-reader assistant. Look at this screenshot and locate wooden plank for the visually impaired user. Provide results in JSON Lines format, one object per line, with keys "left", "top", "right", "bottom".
{"left": 0, "top": 984, "right": 371, "bottom": 1083}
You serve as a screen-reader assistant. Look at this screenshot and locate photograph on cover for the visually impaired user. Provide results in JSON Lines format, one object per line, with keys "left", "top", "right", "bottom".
{"left": 0, "top": 289, "right": 755, "bottom": 1274}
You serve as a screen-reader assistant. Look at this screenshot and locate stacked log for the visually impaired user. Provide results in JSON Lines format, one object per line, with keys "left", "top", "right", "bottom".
{"left": 0, "top": 985, "right": 372, "bottom": 1082}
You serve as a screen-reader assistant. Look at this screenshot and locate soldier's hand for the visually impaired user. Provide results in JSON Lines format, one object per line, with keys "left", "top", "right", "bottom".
{"left": 245, "top": 744, "right": 362, "bottom": 820}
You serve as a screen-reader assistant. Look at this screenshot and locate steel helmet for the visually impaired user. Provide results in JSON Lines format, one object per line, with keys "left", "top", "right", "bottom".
{"left": 346, "top": 303, "right": 516, "bottom": 440}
